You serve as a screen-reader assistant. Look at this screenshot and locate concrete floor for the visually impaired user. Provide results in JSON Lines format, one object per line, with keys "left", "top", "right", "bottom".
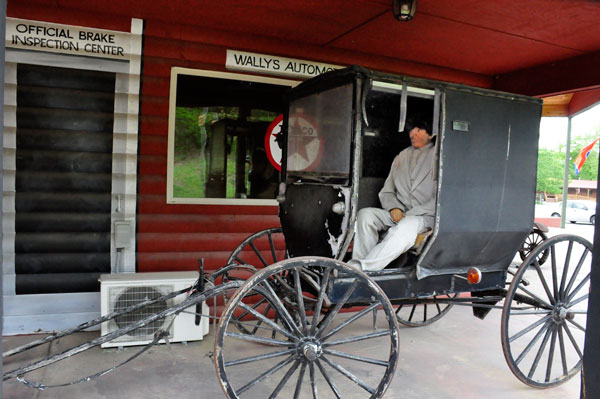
{"left": 3, "top": 224, "right": 590, "bottom": 398}
{"left": 3, "top": 303, "right": 581, "bottom": 399}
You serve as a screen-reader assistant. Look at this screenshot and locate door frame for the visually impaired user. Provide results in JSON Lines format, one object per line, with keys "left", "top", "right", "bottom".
{"left": 2, "top": 18, "right": 142, "bottom": 334}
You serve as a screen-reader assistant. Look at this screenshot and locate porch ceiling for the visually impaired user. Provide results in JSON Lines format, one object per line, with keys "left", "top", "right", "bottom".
{"left": 14, "top": 0, "right": 600, "bottom": 107}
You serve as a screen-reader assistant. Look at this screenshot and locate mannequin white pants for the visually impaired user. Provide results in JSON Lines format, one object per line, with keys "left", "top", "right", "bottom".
{"left": 350, "top": 207, "right": 426, "bottom": 272}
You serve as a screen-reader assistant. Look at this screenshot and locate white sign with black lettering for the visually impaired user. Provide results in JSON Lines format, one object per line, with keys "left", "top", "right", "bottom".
{"left": 6, "top": 18, "right": 130, "bottom": 60}
{"left": 226, "top": 50, "right": 343, "bottom": 79}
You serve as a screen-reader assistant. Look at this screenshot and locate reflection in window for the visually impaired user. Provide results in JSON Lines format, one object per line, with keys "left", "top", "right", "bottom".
{"left": 287, "top": 84, "right": 353, "bottom": 181}
{"left": 169, "top": 70, "right": 293, "bottom": 203}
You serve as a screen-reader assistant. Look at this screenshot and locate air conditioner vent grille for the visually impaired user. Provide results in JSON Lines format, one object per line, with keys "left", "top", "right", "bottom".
{"left": 110, "top": 285, "right": 172, "bottom": 340}
{"left": 100, "top": 272, "right": 208, "bottom": 348}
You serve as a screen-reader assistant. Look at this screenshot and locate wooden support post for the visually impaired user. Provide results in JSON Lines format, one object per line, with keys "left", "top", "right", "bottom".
{"left": 1, "top": 0, "right": 6, "bottom": 391}
{"left": 560, "top": 117, "right": 572, "bottom": 228}
{"left": 582, "top": 149, "right": 600, "bottom": 398}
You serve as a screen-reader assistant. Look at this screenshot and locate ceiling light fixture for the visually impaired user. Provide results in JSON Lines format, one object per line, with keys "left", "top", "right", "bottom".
{"left": 393, "top": 0, "right": 417, "bottom": 21}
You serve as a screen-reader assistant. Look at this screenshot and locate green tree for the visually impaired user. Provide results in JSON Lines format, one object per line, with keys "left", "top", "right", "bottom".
{"left": 536, "top": 149, "right": 565, "bottom": 194}
{"left": 174, "top": 107, "right": 203, "bottom": 160}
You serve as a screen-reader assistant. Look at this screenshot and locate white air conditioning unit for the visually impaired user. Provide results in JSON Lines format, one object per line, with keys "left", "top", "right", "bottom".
{"left": 100, "top": 272, "right": 209, "bottom": 348}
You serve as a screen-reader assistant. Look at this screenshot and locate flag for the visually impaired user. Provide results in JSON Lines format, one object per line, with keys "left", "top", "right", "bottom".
{"left": 574, "top": 138, "right": 600, "bottom": 175}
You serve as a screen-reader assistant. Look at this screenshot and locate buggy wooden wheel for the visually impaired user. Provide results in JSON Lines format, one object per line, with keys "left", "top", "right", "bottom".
{"left": 215, "top": 257, "right": 399, "bottom": 399}
{"left": 394, "top": 294, "right": 456, "bottom": 327}
{"left": 518, "top": 229, "right": 549, "bottom": 265}
{"left": 218, "top": 228, "right": 288, "bottom": 332}
{"left": 502, "top": 234, "right": 591, "bottom": 388}
{"left": 226, "top": 227, "right": 288, "bottom": 269}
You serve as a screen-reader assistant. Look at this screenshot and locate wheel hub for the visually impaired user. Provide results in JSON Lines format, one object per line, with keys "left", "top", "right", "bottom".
{"left": 297, "top": 338, "right": 322, "bottom": 361}
{"left": 552, "top": 305, "right": 573, "bottom": 323}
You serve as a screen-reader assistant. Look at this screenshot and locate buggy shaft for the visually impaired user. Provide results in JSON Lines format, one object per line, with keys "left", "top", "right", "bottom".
{"left": 4, "top": 285, "right": 194, "bottom": 359}
{"left": 3, "top": 281, "right": 242, "bottom": 381}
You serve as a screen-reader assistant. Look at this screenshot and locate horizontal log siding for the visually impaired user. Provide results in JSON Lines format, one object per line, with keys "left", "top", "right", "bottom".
{"left": 138, "top": 30, "right": 281, "bottom": 273}
{"left": 8, "top": 1, "right": 492, "bottom": 277}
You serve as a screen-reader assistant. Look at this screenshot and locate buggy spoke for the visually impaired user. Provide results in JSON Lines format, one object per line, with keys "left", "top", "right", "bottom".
{"left": 527, "top": 323, "right": 553, "bottom": 378}
{"left": 323, "top": 348, "right": 389, "bottom": 367}
{"left": 396, "top": 294, "right": 455, "bottom": 327}
{"left": 230, "top": 316, "right": 303, "bottom": 336}
{"left": 269, "top": 360, "right": 301, "bottom": 399}
{"left": 321, "top": 355, "right": 376, "bottom": 395}
{"left": 509, "top": 315, "right": 550, "bottom": 343}
{"left": 237, "top": 355, "right": 295, "bottom": 394}
{"left": 316, "top": 279, "right": 360, "bottom": 338}
{"left": 268, "top": 232, "right": 278, "bottom": 263}
{"left": 545, "top": 327, "right": 558, "bottom": 382}
{"left": 566, "top": 274, "right": 591, "bottom": 303}
{"left": 408, "top": 304, "right": 416, "bottom": 321}
{"left": 309, "top": 362, "right": 318, "bottom": 399}
{"left": 311, "top": 267, "right": 332, "bottom": 336}
{"left": 559, "top": 241, "right": 573, "bottom": 299}
{"left": 238, "top": 302, "right": 296, "bottom": 340}
{"left": 324, "top": 329, "right": 392, "bottom": 347}
{"left": 568, "top": 294, "right": 589, "bottom": 308}
{"left": 231, "top": 318, "right": 292, "bottom": 334}
{"left": 294, "top": 268, "right": 309, "bottom": 333}
{"left": 225, "top": 331, "right": 292, "bottom": 347}
{"left": 516, "top": 284, "right": 553, "bottom": 309}
{"left": 564, "top": 248, "right": 589, "bottom": 299}
{"left": 261, "top": 281, "right": 304, "bottom": 337}
{"left": 509, "top": 310, "right": 552, "bottom": 315}
{"left": 564, "top": 310, "right": 588, "bottom": 315}
{"left": 558, "top": 327, "right": 569, "bottom": 375}
{"left": 251, "top": 304, "right": 272, "bottom": 335}
{"left": 233, "top": 256, "right": 251, "bottom": 266}
{"left": 321, "top": 303, "right": 379, "bottom": 341}
{"left": 562, "top": 324, "right": 583, "bottom": 359}
{"left": 235, "top": 297, "right": 266, "bottom": 322}
{"left": 293, "top": 362, "right": 307, "bottom": 399}
{"left": 533, "top": 260, "right": 555, "bottom": 305}
{"left": 250, "top": 242, "right": 269, "bottom": 267}
{"left": 271, "top": 313, "right": 280, "bottom": 339}
{"left": 515, "top": 321, "right": 551, "bottom": 365}
{"left": 537, "top": 235, "right": 545, "bottom": 245}
{"left": 316, "top": 359, "right": 342, "bottom": 399}
{"left": 550, "top": 245, "right": 559, "bottom": 300}
{"left": 566, "top": 318, "right": 586, "bottom": 333}
{"left": 227, "top": 276, "right": 248, "bottom": 282}
{"left": 225, "top": 349, "right": 295, "bottom": 367}
{"left": 434, "top": 300, "right": 442, "bottom": 315}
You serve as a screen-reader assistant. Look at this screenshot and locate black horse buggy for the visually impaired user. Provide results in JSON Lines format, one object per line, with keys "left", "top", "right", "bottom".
{"left": 4, "top": 66, "right": 591, "bottom": 398}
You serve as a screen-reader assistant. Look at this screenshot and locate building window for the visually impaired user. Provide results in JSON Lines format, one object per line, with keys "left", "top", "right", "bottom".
{"left": 167, "top": 68, "right": 297, "bottom": 205}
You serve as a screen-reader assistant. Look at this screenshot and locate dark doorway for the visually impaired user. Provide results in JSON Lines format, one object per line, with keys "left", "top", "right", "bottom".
{"left": 15, "top": 64, "right": 115, "bottom": 294}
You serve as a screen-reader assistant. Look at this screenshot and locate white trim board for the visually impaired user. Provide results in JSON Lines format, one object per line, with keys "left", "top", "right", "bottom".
{"left": 4, "top": 292, "right": 100, "bottom": 334}
{"left": 166, "top": 67, "right": 298, "bottom": 205}
{"left": 2, "top": 18, "right": 143, "bottom": 333}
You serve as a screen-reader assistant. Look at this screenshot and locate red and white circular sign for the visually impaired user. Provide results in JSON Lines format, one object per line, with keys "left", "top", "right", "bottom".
{"left": 264, "top": 113, "right": 323, "bottom": 172}
{"left": 265, "top": 114, "right": 283, "bottom": 171}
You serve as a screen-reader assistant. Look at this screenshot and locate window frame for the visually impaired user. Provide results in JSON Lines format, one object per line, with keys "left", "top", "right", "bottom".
{"left": 166, "top": 67, "right": 299, "bottom": 205}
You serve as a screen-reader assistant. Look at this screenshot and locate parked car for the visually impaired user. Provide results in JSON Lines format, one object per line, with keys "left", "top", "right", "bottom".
{"left": 551, "top": 200, "right": 596, "bottom": 225}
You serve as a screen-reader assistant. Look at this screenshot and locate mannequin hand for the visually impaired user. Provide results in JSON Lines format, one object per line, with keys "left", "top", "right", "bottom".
{"left": 390, "top": 208, "right": 404, "bottom": 222}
